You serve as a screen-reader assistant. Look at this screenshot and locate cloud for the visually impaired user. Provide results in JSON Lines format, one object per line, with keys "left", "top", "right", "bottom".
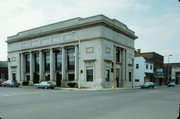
{"left": 0, "top": 0, "right": 179, "bottom": 63}
{"left": 133, "top": 12, "right": 180, "bottom": 62}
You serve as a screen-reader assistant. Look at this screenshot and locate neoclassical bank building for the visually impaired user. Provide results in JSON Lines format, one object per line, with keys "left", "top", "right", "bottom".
{"left": 7, "top": 15, "right": 138, "bottom": 88}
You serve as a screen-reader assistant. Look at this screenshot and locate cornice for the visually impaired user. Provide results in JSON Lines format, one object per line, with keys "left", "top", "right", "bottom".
{"left": 7, "top": 15, "right": 138, "bottom": 44}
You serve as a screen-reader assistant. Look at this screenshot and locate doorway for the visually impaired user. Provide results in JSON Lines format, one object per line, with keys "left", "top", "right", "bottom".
{"left": 12, "top": 72, "right": 16, "bottom": 82}
{"left": 116, "top": 69, "right": 120, "bottom": 88}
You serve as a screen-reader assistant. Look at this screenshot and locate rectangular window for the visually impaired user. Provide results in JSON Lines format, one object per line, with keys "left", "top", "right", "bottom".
{"left": 136, "top": 64, "right": 139, "bottom": 69}
{"left": 25, "top": 54, "right": 30, "bottom": 72}
{"left": 135, "top": 79, "right": 139, "bottom": 82}
{"left": 55, "top": 50, "right": 62, "bottom": 71}
{"left": 146, "top": 64, "right": 148, "bottom": 69}
{"left": 129, "top": 72, "right": 132, "bottom": 82}
{"left": 67, "top": 48, "right": 75, "bottom": 70}
{"left": 105, "top": 68, "right": 110, "bottom": 82}
{"left": 86, "top": 67, "right": 93, "bottom": 82}
{"left": 150, "top": 65, "right": 152, "bottom": 70}
{"left": 116, "top": 48, "right": 121, "bottom": 62}
{"left": 68, "top": 74, "right": 75, "bottom": 81}
{"left": 44, "top": 52, "right": 50, "bottom": 71}
{"left": 26, "top": 75, "right": 30, "bottom": 82}
{"left": 34, "top": 53, "right": 39, "bottom": 72}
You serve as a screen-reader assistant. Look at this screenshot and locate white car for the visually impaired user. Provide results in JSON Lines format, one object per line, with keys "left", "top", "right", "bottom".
{"left": 34, "top": 81, "right": 55, "bottom": 89}
{"left": 140, "top": 82, "right": 155, "bottom": 88}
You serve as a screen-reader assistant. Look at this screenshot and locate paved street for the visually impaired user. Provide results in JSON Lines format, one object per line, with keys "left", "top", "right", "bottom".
{"left": 0, "top": 86, "right": 179, "bottom": 119}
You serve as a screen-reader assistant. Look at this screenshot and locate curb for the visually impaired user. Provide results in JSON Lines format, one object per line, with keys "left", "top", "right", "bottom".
{"left": 59, "top": 88, "right": 86, "bottom": 91}
{"left": 18, "top": 86, "right": 141, "bottom": 91}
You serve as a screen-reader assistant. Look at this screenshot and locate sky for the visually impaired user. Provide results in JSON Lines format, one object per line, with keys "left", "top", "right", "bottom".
{"left": 0, "top": 0, "right": 180, "bottom": 63}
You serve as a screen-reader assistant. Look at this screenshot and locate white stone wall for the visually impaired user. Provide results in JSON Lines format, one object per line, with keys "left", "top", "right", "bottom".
{"left": 133, "top": 57, "right": 154, "bottom": 87}
{"left": 7, "top": 15, "right": 137, "bottom": 88}
{"left": 134, "top": 57, "right": 145, "bottom": 87}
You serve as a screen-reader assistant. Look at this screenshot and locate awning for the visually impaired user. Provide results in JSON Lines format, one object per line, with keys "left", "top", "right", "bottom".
{"left": 145, "top": 73, "right": 154, "bottom": 78}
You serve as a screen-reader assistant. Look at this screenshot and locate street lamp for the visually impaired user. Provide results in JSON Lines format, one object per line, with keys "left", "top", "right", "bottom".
{"left": 72, "top": 31, "right": 81, "bottom": 89}
{"left": 167, "top": 54, "right": 173, "bottom": 83}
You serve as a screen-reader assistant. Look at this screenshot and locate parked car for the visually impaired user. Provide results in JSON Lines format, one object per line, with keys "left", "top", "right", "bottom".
{"left": 168, "top": 82, "right": 175, "bottom": 87}
{"left": 140, "top": 82, "right": 155, "bottom": 88}
{"left": 34, "top": 81, "right": 55, "bottom": 89}
{"left": 0, "top": 79, "right": 7, "bottom": 86}
{"left": 2, "top": 80, "right": 20, "bottom": 87}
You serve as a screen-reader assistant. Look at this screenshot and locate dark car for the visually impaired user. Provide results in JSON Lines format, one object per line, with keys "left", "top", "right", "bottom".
{"left": 168, "top": 82, "right": 175, "bottom": 87}
{"left": 2, "top": 80, "right": 20, "bottom": 87}
{"left": 140, "top": 82, "right": 155, "bottom": 88}
{"left": 34, "top": 81, "right": 55, "bottom": 89}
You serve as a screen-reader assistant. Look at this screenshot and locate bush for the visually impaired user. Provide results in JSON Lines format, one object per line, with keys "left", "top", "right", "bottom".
{"left": 22, "top": 81, "right": 29, "bottom": 86}
{"left": 67, "top": 82, "right": 77, "bottom": 88}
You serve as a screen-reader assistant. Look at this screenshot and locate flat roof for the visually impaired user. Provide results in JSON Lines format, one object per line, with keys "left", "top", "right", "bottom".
{"left": 7, "top": 14, "right": 138, "bottom": 43}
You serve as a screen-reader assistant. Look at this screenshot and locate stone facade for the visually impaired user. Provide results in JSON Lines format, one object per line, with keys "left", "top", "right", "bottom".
{"left": 6, "top": 15, "right": 137, "bottom": 88}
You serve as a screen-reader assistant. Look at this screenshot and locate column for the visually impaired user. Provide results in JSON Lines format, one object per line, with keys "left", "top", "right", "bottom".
{"left": 125, "top": 50, "right": 128, "bottom": 82}
{"left": 30, "top": 52, "right": 34, "bottom": 84}
{"left": 75, "top": 45, "right": 78, "bottom": 81}
{"left": 121, "top": 49, "right": 126, "bottom": 87}
{"left": 62, "top": 47, "right": 66, "bottom": 82}
{"left": 21, "top": 53, "right": 25, "bottom": 82}
{"left": 39, "top": 51, "right": 43, "bottom": 82}
{"left": 18, "top": 53, "right": 21, "bottom": 82}
{"left": 50, "top": 49, "right": 54, "bottom": 81}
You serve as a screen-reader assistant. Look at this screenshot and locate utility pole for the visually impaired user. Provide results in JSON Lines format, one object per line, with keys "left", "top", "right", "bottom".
{"left": 177, "top": 104, "right": 180, "bottom": 119}
{"left": 167, "top": 54, "right": 172, "bottom": 84}
{"left": 178, "top": 94, "right": 180, "bottom": 119}
{"left": 112, "top": 61, "right": 116, "bottom": 90}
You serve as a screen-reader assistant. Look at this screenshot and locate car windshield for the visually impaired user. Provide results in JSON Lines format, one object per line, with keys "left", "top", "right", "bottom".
{"left": 41, "top": 82, "right": 47, "bottom": 84}
{"left": 47, "top": 82, "right": 53, "bottom": 84}
{"left": 6, "top": 80, "right": 12, "bottom": 83}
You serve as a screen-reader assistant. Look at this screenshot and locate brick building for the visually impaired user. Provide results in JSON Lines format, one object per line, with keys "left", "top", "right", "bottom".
{"left": 135, "top": 50, "right": 164, "bottom": 85}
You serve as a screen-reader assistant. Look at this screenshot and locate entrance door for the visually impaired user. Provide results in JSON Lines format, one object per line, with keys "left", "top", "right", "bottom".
{"left": 56, "top": 72, "right": 62, "bottom": 87}
{"left": 116, "top": 69, "right": 120, "bottom": 87}
{"left": 12, "top": 73, "right": 16, "bottom": 82}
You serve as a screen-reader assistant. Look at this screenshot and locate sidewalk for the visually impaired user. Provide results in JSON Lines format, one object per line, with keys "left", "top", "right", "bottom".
{"left": 18, "top": 85, "right": 180, "bottom": 91}
{"left": 55, "top": 87, "right": 141, "bottom": 91}
{"left": 20, "top": 85, "right": 140, "bottom": 91}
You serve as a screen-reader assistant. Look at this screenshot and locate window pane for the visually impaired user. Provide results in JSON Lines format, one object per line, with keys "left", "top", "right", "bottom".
{"left": 129, "top": 72, "right": 132, "bottom": 82}
{"left": 105, "top": 69, "right": 110, "bottom": 82}
{"left": 136, "top": 64, "right": 139, "bottom": 69}
{"left": 25, "top": 54, "right": 30, "bottom": 72}
{"left": 87, "top": 68, "right": 93, "bottom": 82}
{"left": 44, "top": 52, "right": 50, "bottom": 71}
{"left": 34, "top": 53, "right": 39, "bottom": 72}
{"left": 55, "top": 51, "right": 62, "bottom": 71}
{"left": 68, "top": 74, "right": 74, "bottom": 81}
{"left": 116, "top": 49, "right": 120, "bottom": 62}
{"left": 67, "top": 48, "right": 75, "bottom": 70}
